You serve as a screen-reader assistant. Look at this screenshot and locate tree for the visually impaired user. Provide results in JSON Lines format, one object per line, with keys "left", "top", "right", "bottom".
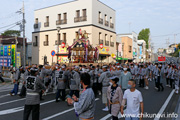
{"left": 138, "top": 28, "right": 150, "bottom": 49}
{"left": 1, "top": 30, "right": 21, "bottom": 37}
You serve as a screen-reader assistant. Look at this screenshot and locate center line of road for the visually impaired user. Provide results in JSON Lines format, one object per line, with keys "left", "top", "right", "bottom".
{"left": 154, "top": 89, "right": 175, "bottom": 120}
{"left": 42, "top": 98, "right": 100, "bottom": 120}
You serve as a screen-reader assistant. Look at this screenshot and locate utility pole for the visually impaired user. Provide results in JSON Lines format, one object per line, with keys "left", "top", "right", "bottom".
{"left": 22, "top": 1, "right": 26, "bottom": 67}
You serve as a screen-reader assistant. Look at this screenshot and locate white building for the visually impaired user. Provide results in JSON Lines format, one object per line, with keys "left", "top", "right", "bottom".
{"left": 117, "top": 31, "right": 138, "bottom": 62}
{"left": 137, "top": 40, "right": 146, "bottom": 62}
{"left": 32, "top": 0, "right": 116, "bottom": 65}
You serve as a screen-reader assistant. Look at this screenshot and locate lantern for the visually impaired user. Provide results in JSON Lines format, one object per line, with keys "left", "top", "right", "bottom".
{"left": 61, "top": 42, "right": 65, "bottom": 48}
{"left": 100, "top": 44, "right": 103, "bottom": 49}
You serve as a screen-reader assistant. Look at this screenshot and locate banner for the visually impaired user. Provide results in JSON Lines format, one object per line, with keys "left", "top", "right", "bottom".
{"left": 7, "top": 45, "right": 11, "bottom": 67}
{"left": 99, "top": 47, "right": 109, "bottom": 54}
{"left": 16, "top": 52, "right": 21, "bottom": 68}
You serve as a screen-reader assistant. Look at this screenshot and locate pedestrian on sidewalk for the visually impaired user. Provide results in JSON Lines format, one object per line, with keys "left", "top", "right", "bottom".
{"left": 107, "top": 76, "right": 123, "bottom": 120}
{"left": 121, "top": 79, "right": 144, "bottom": 120}
{"left": 67, "top": 73, "right": 95, "bottom": 120}
{"left": 0, "top": 66, "right": 5, "bottom": 84}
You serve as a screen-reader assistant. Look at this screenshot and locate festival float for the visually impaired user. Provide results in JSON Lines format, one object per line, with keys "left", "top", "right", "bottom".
{"left": 67, "top": 29, "right": 99, "bottom": 63}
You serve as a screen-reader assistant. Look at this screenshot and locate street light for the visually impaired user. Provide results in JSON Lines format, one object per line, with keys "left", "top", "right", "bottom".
{"left": 57, "top": 26, "right": 61, "bottom": 64}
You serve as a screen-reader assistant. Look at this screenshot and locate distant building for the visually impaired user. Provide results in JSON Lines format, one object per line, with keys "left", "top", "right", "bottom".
{"left": 117, "top": 32, "right": 138, "bottom": 62}
{"left": 26, "top": 42, "right": 32, "bottom": 65}
{"left": 158, "top": 48, "right": 164, "bottom": 54}
{"left": 166, "top": 47, "right": 175, "bottom": 54}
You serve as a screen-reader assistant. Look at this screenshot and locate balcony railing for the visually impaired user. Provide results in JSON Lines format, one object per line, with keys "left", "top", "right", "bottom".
{"left": 99, "top": 39, "right": 103, "bottom": 44}
{"left": 33, "top": 42, "right": 38, "bottom": 46}
{"left": 99, "top": 18, "right": 103, "bottom": 24}
{"left": 110, "top": 42, "right": 114, "bottom": 47}
{"left": 110, "top": 23, "right": 114, "bottom": 28}
{"left": 74, "top": 16, "right": 87, "bottom": 22}
{"left": 56, "top": 19, "right": 67, "bottom": 25}
{"left": 34, "top": 24, "right": 38, "bottom": 29}
{"left": 105, "top": 20, "right": 109, "bottom": 27}
{"left": 44, "top": 41, "right": 49, "bottom": 46}
{"left": 80, "top": 16, "right": 87, "bottom": 21}
{"left": 44, "top": 22, "right": 49, "bottom": 27}
{"left": 105, "top": 41, "right": 109, "bottom": 46}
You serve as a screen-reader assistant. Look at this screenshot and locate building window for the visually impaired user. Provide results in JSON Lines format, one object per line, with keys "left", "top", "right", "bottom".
{"left": 63, "top": 33, "right": 66, "bottom": 43}
{"left": 76, "top": 10, "right": 80, "bottom": 17}
{"left": 110, "top": 17, "right": 114, "bottom": 28}
{"left": 99, "top": 32, "right": 103, "bottom": 44}
{"left": 82, "top": 9, "right": 86, "bottom": 17}
{"left": 58, "top": 14, "right": 61, "bottom": 21}
{"left": 33, "top": 36, "right": 38, "bottom": 46}
{"left": 105, "top": 14, "right": 109, "bottom": 27}
{"left": 110, "top": 36, "right": 114, "bottom": 47}
{"left": 129, "top": 46, "right": 132, "bottom": 53}
{"left": 105, "top": 34, "right": 109, "bottom": 46}
{"left": 99, "top": 12, "right": 103, "bottom": 24}
{"left": 34, "top": 18, "right": 38, "bottom": 28}
{"left": 44, "top": 35, "right": 49, "bottom": 46}
{"left": 44, "top": 16, "right": 49, "bottom": 27}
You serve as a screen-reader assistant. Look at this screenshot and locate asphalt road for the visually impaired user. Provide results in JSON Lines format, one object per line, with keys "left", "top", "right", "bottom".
{"left": 0, "top": 79, "right": 179, "bottom": 120}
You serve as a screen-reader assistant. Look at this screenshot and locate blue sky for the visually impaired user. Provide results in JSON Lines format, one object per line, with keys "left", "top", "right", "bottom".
{"left": 0, "top": 0, "right": 180, "bottom": 52}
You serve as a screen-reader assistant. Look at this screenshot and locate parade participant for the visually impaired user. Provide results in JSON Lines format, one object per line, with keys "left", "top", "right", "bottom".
{"left": 130, "top": 64, "right": 135, "bottom": 80}
{"left": 111, "top": 66, "right": 117, "bottom": 76}
{"left": 10, "top": 66, "right": 22, "bottom": 96}
{"left": 99, "top": 65, "right": 112, "bottom": 111}
{"left": 67, "top": 73, "right": 95, "bottom": 120}
{"left": 56, "top": 65, "right": 68, "bottom": 102}
{"left": 119, "top": 65, "right": 132, "bottom": 92}
{"left": 166, "top": 64, "right": 172, "bottom": 87}
{"left": 23, "top": 67, "right": 46, "bottom": 120}
{"left": 174, "top": 67, "right": 180, "bottom": 94}
{"left": 107, "top": 76, "right": 123, "bottom": 120}
{"left": 157, "top": 65, "right": 164, "bottom": 91}
{"left": 170, "top": 66, "right": 175, "bottom": 88}
{"left": 116, "top": 66, "right": 122, "bottom": 78}
{"left": 95, "top": 65, "right": 103, "bottom": 95}
{"left": 69, "top": 66, "right": 81, "bottom": 98}
{"left": 19, "top": 66, "right": 31, "bottom": 97}
{"left": 0, "top": 65, "right": 5, "bottom": 84}
{"left": 9, "top": 64, "right": 15, "bottom": 84}
{"left": 121, "top": 79, "right": 144, "bottom": 120}
{"left": 154, "top": 64, "right": 159, "bottom": 89}
{"left": 89, "top": 66, "right": 98, "bottom": 96}
{"left": 144, "top": 65, "right": 149, "bottom": 89}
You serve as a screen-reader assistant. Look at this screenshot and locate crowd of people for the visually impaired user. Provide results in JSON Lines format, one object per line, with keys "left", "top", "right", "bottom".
{"left": 1, "top": 62, "right": 180, "bottom": 120}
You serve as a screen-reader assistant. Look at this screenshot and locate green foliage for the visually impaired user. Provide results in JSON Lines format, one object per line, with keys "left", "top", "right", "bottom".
{"left": 138, "top": 28, "right": 150, "bottom": 49}
{"left": 171, "top": 43, "right": 180, "bottom": 57}
{"left": 1, "top": 30, "right": 21, "bottom": 37}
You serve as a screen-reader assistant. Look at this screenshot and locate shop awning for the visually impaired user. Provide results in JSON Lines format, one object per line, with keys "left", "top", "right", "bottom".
{"left": 99, "top": 54, "right": 110, "bottom": 57}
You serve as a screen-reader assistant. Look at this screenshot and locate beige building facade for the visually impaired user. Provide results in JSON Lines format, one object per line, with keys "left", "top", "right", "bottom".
{"left": 32, "top": 0, "right": 116, "bottom": 65}
{"left": 121, "top": 36, "right": 133, "bottom": 60}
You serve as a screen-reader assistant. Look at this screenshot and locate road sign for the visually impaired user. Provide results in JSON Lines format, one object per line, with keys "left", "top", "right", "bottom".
{"left": 51, "top": 50, "right": 56, "bottom": 57}
{"left": 158, "top": 56, "right": 166, "bottom": 62}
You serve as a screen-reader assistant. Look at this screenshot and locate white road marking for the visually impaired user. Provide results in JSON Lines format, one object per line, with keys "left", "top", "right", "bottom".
{"left": 42, "top": 98, "right": 100, "bottom": 120}
{"left": 100, "top": 109, "right": 126, "bottom": 120}
{"left": 154, "top": 89, "right": 175, "bottom": 120}
{"left": 0, "top": 98, "right": 26, "bottom": 106}
{"left": 0, "top": 99, "right": 56, "bottom": 115}
{"left": 0, "top": 92, "right": 20, "bottom": 99}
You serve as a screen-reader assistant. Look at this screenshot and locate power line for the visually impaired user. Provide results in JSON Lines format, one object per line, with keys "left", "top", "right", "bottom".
{"left": 151, "top": 33, "right": 180, "bottom": 38}
{"left": 0, "top": 21, "right": 21, "bottom": 30}
{"left": 0, "top": 24, "right": 18, "bottom": 34}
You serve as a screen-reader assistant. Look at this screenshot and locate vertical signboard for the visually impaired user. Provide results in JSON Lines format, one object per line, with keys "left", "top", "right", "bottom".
{"left": 0, "top": 46, "right": 3, "bottom": 66}
{"left": 3, "top": 46, "right": 8, "bottom": 67}
{"left": 11, "top": 45, "right": 16, "bottom": 67}
{"left": 7, "top": 45, "right": 11, "bottom": 67}
{"left": 16, "top": 52, "right": 21, "bottom": 68}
